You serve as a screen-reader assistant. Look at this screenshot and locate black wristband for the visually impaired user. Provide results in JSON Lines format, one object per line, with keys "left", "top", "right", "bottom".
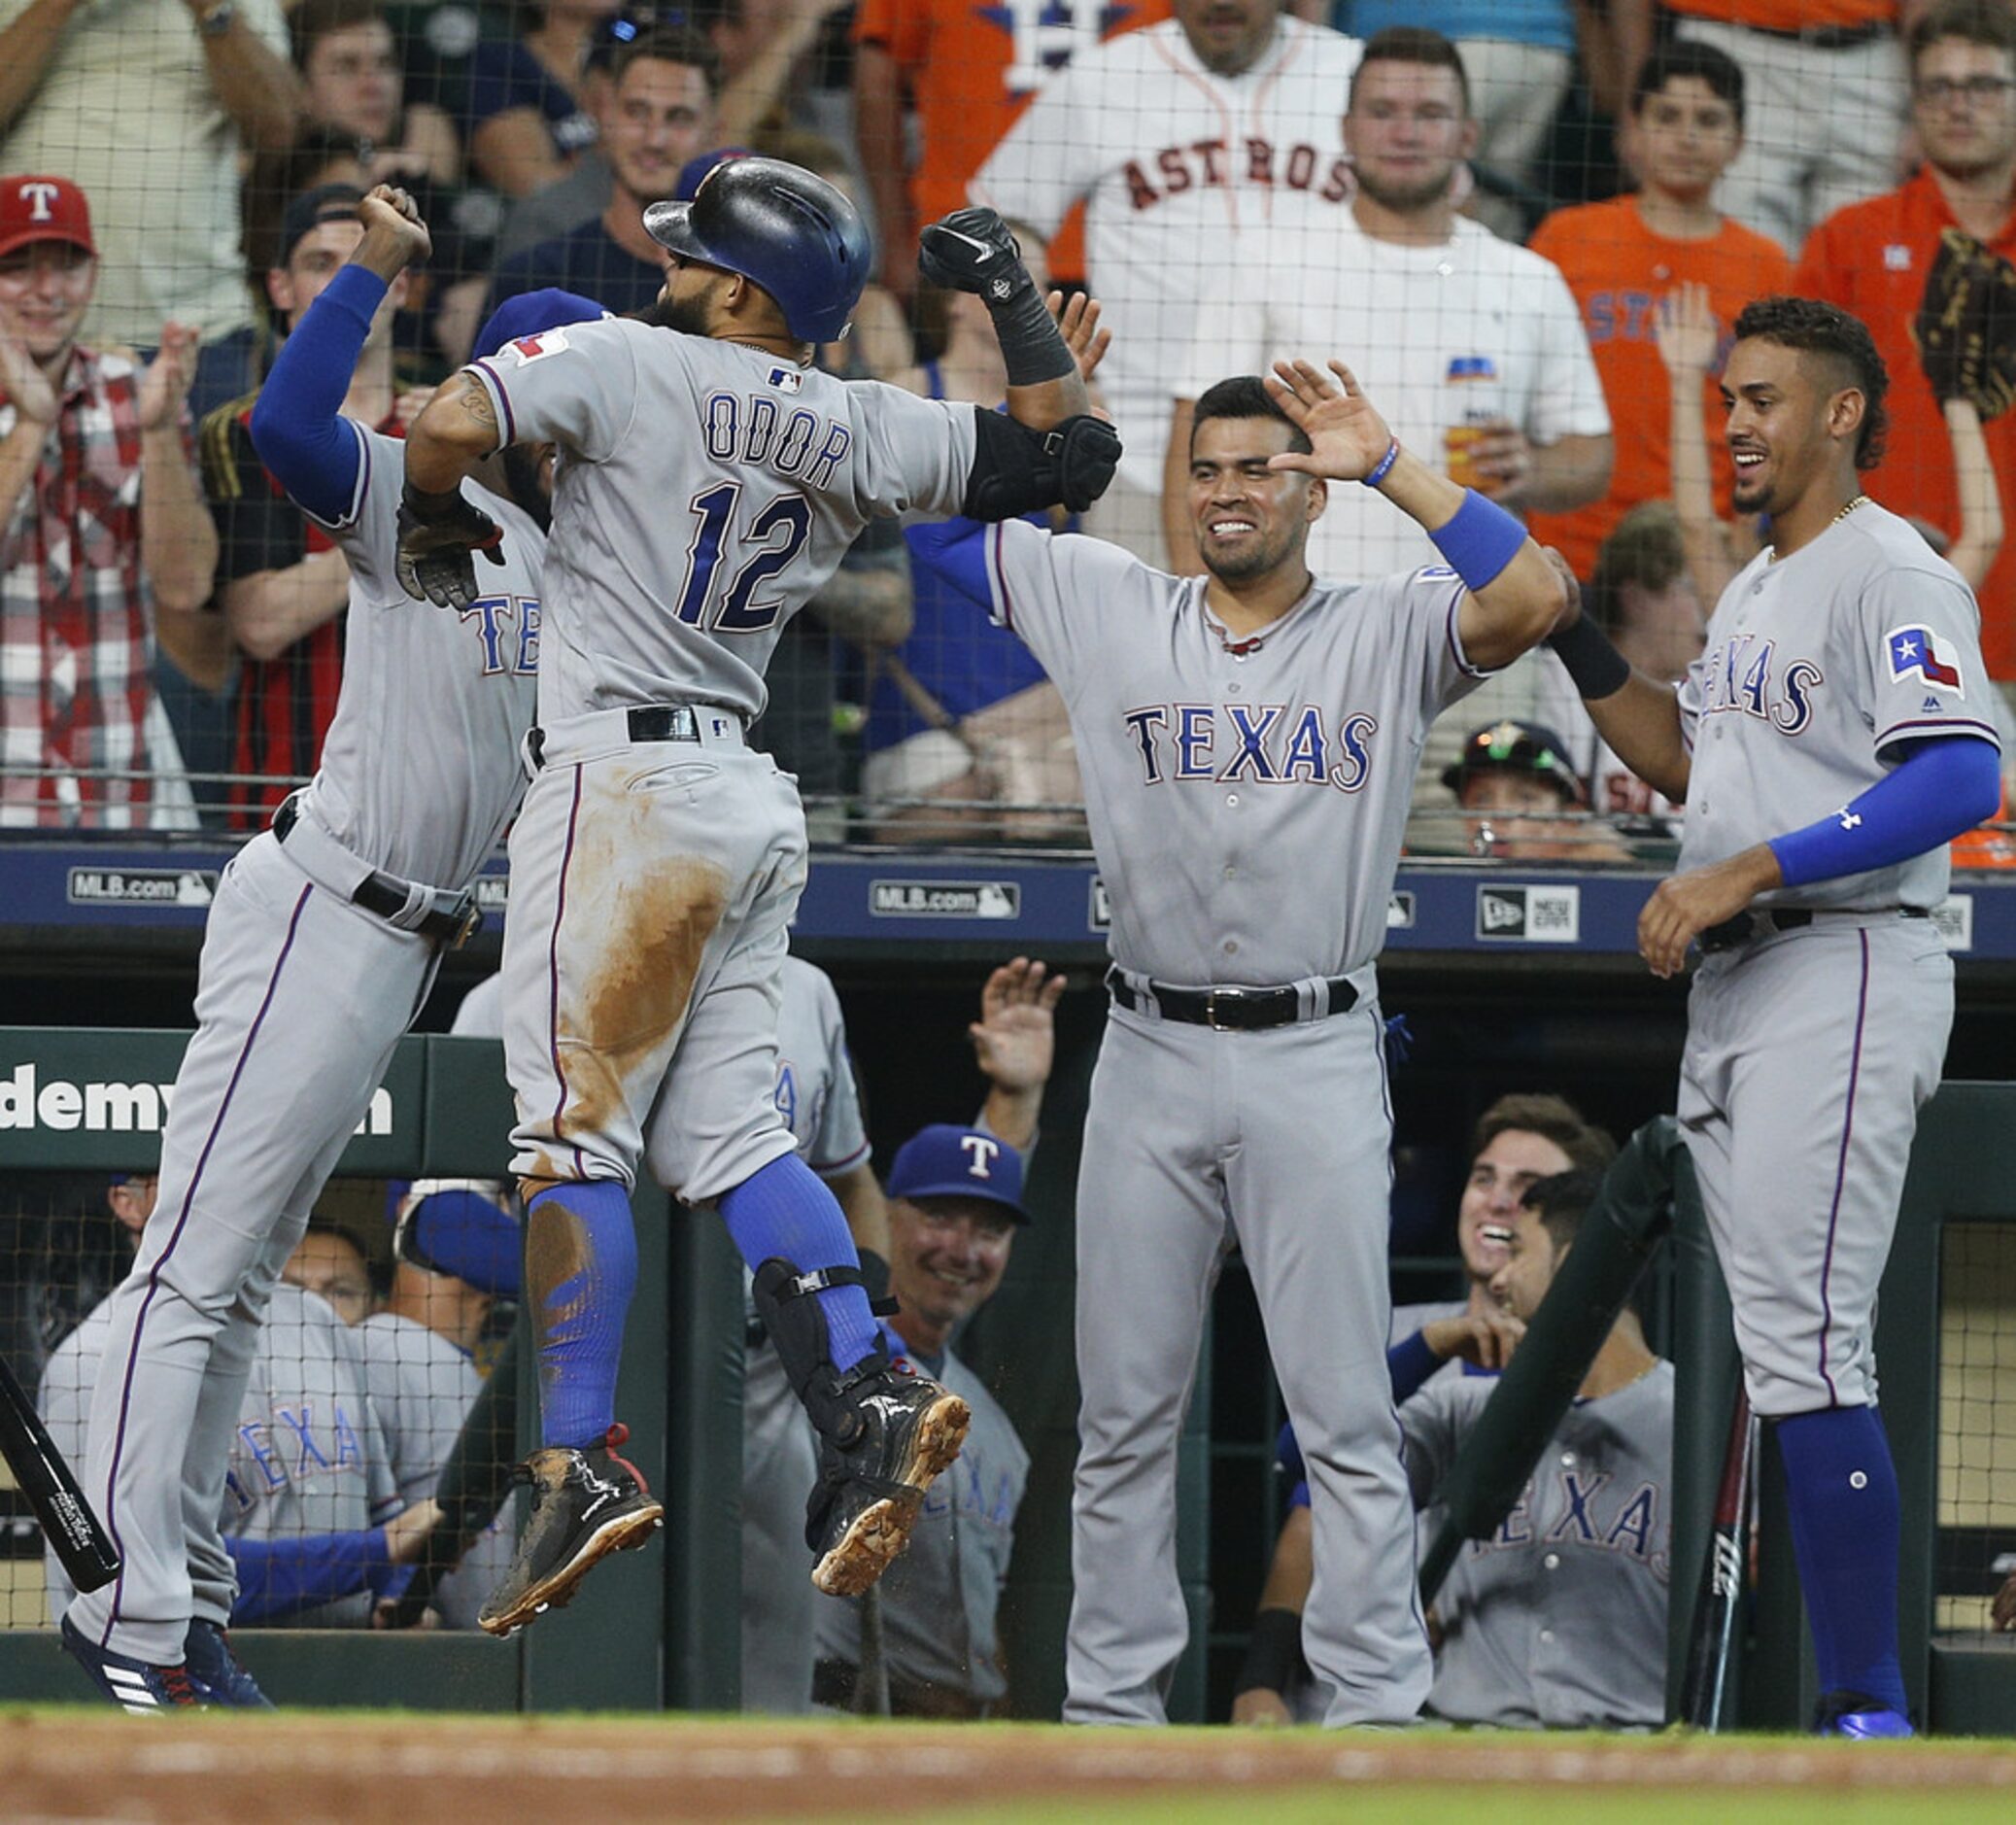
{"left": 400, "top": 481, "right": 468, "bottom": 524}
{"left": 984, "top": 272, "right": 1075, "bottom": 389}
{"left": 1233, "top": 1605, "right": 1306, "bottom": 1698}
{"left": 1547, "top": 610, "right": 1632, "bottom": 701}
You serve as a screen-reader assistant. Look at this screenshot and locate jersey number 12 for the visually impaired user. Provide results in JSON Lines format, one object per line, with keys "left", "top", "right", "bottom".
{"left": 674, "top": 481, "right": 812, "bottom": 634}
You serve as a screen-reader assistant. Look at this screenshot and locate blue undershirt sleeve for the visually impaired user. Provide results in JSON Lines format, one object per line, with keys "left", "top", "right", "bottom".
{"left": 1766, "top": 736, "right": 2001, "bottom": 888}
{"left": 1385, "top": 1330, "right": 1443, "bottom": 1406}
{"left": 225, "top": 1526, "right": 393, "bottom": 1624}
{"left": 905, "top": 516, "right": 992, "bottom": 612}
{"left": 247, "top": 263, "right": 386, "bottom": 526}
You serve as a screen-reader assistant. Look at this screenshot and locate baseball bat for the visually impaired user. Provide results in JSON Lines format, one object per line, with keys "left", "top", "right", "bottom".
{"left": 0, "top": 1352, "right": 120, "bottom": 1593}
{"left": 1678, "top": 1388, "right": 1756, "bottom": 1731}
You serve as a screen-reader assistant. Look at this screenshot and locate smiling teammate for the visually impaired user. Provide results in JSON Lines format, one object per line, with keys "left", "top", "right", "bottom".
{"left": 1548, "top": 295, "right": 2000, "bottom": 1736}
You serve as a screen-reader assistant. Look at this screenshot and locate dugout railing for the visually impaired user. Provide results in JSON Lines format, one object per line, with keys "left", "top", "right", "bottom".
{"left": 0, "top": 1028, "right": 744, "bottom": 1714}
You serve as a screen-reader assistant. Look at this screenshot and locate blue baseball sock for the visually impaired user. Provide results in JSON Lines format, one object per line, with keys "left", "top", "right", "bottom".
{"left": 1776, "top": 1406, "right": 1907, "bottom": 1711}
{"left": 526, "top": 1181, "right": 637, "bottom": 1450}
{"left": 718, "top": 1153, "right": 877, "bottom": 1372}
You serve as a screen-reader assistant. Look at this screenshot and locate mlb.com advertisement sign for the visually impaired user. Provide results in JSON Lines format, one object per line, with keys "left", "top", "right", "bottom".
{"left": 0, "top": 1029, "right": 419, "bottom": 1172}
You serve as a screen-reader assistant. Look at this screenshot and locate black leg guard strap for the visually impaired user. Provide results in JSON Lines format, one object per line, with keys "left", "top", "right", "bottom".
{"left": 751, "top": 1257, "right": 894, "bottom": 1447}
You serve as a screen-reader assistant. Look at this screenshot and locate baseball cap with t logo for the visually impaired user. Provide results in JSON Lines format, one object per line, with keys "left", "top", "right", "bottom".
{"left": 0, "top": 175, "right": 95, "bottom": 259}
{"left": 886, "top": 1123, "right": 1029, "bottom": 1222}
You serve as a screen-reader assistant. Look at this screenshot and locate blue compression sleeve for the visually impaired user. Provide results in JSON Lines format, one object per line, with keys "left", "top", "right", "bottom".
{"left": 1767, "top": 736, "right": 1999, "bottom": 888}
{"left": 527, "top": 1181, "right": 636, "bottom": 1449}
{"left": 247, "top": 262, "right": 386, "bottom": 525}
{"left": 1385, "top": 1331, "right": 1443, "bottom": 1405}
{"left": 905, "top": 516, "right": 993, "bottom": 611}
{"left": 226, "top": 1527, "right": 393, "bottom": 1623}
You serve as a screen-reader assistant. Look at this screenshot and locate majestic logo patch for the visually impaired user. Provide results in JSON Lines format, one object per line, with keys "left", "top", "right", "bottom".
{"left": 1886, "top": 625, "right": 1965, "bottom": 696}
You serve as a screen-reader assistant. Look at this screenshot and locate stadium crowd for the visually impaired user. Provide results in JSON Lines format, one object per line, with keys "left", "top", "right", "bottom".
{"left": 1, "top": 0, "right": 2013, "bottom": 854}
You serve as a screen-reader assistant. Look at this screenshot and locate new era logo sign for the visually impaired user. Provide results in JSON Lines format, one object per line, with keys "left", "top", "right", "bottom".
{"left": 1475, "top": 885, "right": 1580, "bottom": 944}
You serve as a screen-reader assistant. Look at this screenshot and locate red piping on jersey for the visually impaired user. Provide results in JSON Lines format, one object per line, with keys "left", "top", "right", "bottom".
{"left": 1815, "top": 929, "right": 1871, "bottom": 1408}
{"left": 1150, "top": 29, "right": 1246, "bottom": 234}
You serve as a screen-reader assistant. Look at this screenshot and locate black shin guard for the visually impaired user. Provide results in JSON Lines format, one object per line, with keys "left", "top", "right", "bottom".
{"left": 750, "top": 1257, "right": 893, "bottom": 1448}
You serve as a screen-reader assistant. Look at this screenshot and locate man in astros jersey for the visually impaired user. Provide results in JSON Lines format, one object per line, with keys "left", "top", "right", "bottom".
{"left": 58, "top": 188, "right": 567, "bottom": 1711}
{"left": 969, "top": 0, "right": 1363, "bottom": 564}
{"left": 908, "top": 357, "right": 1567, "bottom": 1723}
{"left": 394, "top": 160, "right": 1115, "bottom": 1636}
{"left": 1547, "top": 295, "right": 2001, "bottom": 1737}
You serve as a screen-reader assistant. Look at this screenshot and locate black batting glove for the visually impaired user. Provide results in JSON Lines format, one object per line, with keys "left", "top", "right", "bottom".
{"left": 918, "top": 207, "right": 1030, "bottom": 301}
{"left": 395, "top": 483, "right": 504, "bottom": 608}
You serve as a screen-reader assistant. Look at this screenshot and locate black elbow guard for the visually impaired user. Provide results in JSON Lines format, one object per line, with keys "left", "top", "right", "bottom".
{"left": 962, "top": 408, "right": 1122, "bottom": 521}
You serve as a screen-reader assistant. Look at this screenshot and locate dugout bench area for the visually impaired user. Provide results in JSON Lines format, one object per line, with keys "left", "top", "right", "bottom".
{"left": 1, "top": 848, "right": 2015, "bottom": 1729}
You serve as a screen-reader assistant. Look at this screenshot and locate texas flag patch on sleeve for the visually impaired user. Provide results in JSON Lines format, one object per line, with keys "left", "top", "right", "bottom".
{"left": 1886, "top": 625, "right": 1965, "bottom": 696}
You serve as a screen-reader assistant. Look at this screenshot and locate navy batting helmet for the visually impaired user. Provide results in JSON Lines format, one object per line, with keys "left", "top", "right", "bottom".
{"left": 642, "top": 155, "right": 871, "bottom": 345}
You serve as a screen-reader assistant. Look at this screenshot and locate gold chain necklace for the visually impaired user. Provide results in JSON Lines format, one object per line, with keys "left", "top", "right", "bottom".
{"left": 1767, "top": 493, "right": 1868, "bottom": 562}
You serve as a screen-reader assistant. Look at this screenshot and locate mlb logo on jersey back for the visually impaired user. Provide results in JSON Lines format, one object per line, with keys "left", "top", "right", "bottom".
{"left": 504, "top": 328, "right": 569, "bottom": 364}
{"left": 1886, "top": 625, "right": 1965, "bottom": 696}
{"left": 767, "top": 365, "right": 804, "bottom": 394}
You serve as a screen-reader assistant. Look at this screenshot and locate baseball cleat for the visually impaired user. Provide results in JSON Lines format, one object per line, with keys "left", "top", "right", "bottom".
{"left": 184, "top": 1619, "right": 275, "bottom": 1708}
{"left": 59, "top": 1613, "right": 204, "bottom": 1714}
{"left": 1815, "top": 1690, "right": 1915, "bottom": 1739}
{"left": 477, "top": 1423, "right": 664, "bottom": 1637}
{"left": 807, "top": 1359, "right": 971, "bottom": 1599}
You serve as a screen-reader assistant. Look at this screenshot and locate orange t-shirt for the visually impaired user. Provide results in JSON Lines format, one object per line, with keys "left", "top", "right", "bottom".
{"left": 1526, "top": 197, "right": 1793, "bottom": 581}
{"left": 852, "top": 0, "right": 1172, "bottom": 282}
{"left": 1665, "top": 0, "right": 1894, "bottom": 31}
{"left": 1795, "top": 168, "right": 2016, "bottom": 677}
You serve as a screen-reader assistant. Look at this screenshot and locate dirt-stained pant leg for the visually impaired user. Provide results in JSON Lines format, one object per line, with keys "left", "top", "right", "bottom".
{"left": 1679, "top": 921, "right": 1953, "bottom": 1417}
{"left": 1226, "top": 1003, "right": 1432, "bottom": 1727}
{"left": 69, "top": 838, "right": 430, "bottom": 1663}
{"left": 1065, "top": 1008, "right": 1233, "bottom": 1725}
{"left": 505, "top": 743, "right": 805, "bottom": 1194}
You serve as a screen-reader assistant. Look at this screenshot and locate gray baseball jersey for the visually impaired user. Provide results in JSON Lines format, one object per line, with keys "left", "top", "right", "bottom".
{"left": 46, "top": 1284, "right": 397, "bottom": 1631}
{"left": 467, "top": 318, "right": 978, "bottom": 724}
{"left": 1676, "top": 499, "right": 1999, "bottom": 908}
{"left": 979, "top": 524, "right": 1490, "bottom": 1727}
{"left": 812, "top": 1345, "right": 1028, "bottom": 1705}
{"left": 983, "top": 523, "right": 1491, "bottom": 981}
{"left": 66, "top": 407, "right": 546, "bottom": 1667}
{"left": 357, "top": 1311, "right": 512, "bottom": 1632}
{"left": 1402, "top": 1360, "right": 1674, "bottom": 1729}
{"left": 1666, "top": 500, "right": 1995, "bottom": 1420}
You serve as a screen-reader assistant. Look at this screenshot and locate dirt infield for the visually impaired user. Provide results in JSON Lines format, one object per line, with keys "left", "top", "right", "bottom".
{"left": 7, "top": 1712, "right": 2016, "bottom": 1824}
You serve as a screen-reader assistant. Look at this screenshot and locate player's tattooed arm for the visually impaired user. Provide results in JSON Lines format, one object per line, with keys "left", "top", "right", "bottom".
{"left": 405, "top": 370, "right": 504, "bottom": 494}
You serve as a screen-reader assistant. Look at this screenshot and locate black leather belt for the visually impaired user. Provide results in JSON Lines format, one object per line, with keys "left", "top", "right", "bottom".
{"left": 527, "top": 704, "right": 712, "bottom": 770}
{"left": 1700, "top": 906, "right": 1930, "bottom": 953}
{"left": 1106, "top": 964, "right": 1358, "bottom": 1031}
{"left": 273, "top": 797, "right": 480, "bottom": 947}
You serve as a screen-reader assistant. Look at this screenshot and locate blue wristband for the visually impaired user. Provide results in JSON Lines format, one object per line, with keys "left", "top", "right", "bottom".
{"left": 1430, "top": 489, "right": 1527, "bottom": 593}
{"left": 1362, "top": 437, "right": 1401, "bottom": 489}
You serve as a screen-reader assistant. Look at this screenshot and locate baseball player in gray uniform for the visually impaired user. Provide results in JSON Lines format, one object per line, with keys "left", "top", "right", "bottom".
{"left": 1245, "top": 1169, "right": 1673, "bottom": 1731}
{"left": 1548, "top": 296, "right": 2002, "bottom": 1737}
{"left": 47, "top": 1274, "right": 409, "bottom": 1644}
{"left": 359, "top": 1182, "right": 517, "bottom": 1630}
{"left": 58, "top": 189, "right": 572, "bottom": 1710}
{"left": 910, "top": 357, "right": 1567, "bottom": 1724}
{"left": 396, "top": 160, "right": 1116, "bottom": 1635}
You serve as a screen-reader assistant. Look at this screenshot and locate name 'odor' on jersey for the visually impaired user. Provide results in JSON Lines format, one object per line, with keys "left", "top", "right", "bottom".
{"left": 468, "top": 316, "right": 980, "bottom": 724}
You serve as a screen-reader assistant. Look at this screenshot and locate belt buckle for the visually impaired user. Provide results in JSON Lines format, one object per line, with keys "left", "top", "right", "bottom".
{"left": 447, "top": 894, "right": 482, "bottom": 950}
{"left": 1205, "top": 987, "right": 1247, "bottom": 1031}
